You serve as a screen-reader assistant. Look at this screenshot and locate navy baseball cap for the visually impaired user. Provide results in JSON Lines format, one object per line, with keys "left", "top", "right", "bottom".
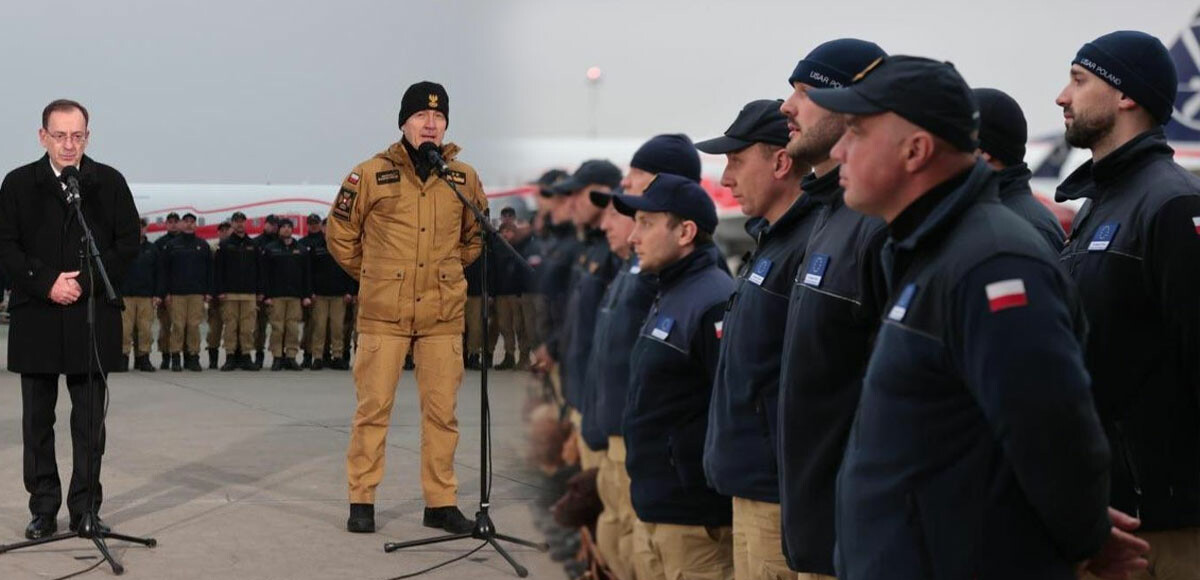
{"left": 589, "top": 186, "right": 624, "bottom": 209}
{"left": 695, "top": 99, "right": 789, "bottom": 154}
{"left": 166, "top": 212, "right": 181, "bottom": 221}
{"left": 306, "top": 213, "right": 322, "bottom": 224}
{"left": 181, "top": 212, "right": 197, "bottom": 221}
{"left": 551, "top": 159, "right": 623, "bottom": 195}
{"left": 789, "top": 38, "right": 887, "bottom": 89}
{"left": 611, "top": 174, "right": 717, "bottom": 234}
{"left": 265, "top": 214, "right": 279, "bottom": 225}
{"left": 534, "top": 168, "right": 570, "bottom": 197}
{"left": 807, "top": 55, "right": 980, "bottom": 153}
{"left": 230, "top": 211, "right": 247, "bottom": 221}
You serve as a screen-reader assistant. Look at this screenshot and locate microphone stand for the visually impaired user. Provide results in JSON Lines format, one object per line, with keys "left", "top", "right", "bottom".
{"left": 383, "top": 161, "right": 546, "bottom": 578}
{"left": 0, "top": 184, "right": 157, "bottom": 575}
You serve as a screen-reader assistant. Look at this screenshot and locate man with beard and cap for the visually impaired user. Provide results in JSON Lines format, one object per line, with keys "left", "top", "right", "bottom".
{"left": 154, "top": 211, "right": 181, "bottom": 369}
{"left": 810, "top": 55, "right": 1148, "bottom": 579}
{"left": 774, "top": 38, "right": 889, "bottom": 580}
{"left": 121, "top": 218, "right": 160, "bottom": 373}
{"left": 1055, "top": 31, "right": 1200, "bottom": 579}
{"left": 158, "top": 213, "right": 212, "bottom": 373}
{"left": 614, "top": 174, "right": 734, "bottom": 580}
{"left": 973, "top": 87, "right": 1065, "bottom": 252}
{"left": 529, "top": 169, "right": 570, "bottom": 360}
{"left": 252, "top": 214, "right": 280, "bottom": 369}
{"left": 327, "top": 81, "right": 486, "bottom": 535}
{"left": 580, "top": 134, "right": 700, "bottom": 580}
{"left": 205, "top": 221, "right": 232, "bottom": 369}
{"left": 215, "top": 211, "right": 260, "bottom": 371}
{"left": 259, "top": 218, "right": 311, "bottom": 371}
{"left": 539, "top": 159, "right": 622, "bottom": 473}
{"left": 695, "top": 98, "right": 813, "bottom": 580}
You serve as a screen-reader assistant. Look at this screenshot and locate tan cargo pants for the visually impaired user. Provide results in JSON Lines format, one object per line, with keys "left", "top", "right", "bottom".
{"left": 311, "top": 295, "right": 347, "bottom": 358}
{"left": 633, "top": 519, "right": 734, "bottom": 580}
{"left": 121, "top": 296, "right": 155, "bottom": 356}
{"left": 168, "top": 294, "right": 206, "bottom": 354}
{"left": 220, "top": 294, "right": 257, "bottom": 353}
{"left": 732, "top": 497, "right": 794, "bottom": 580}
{"left": 596, "top": 436, "right": 637, "bottom": 580}
{"left": 268, "top": 297, "right": 303, "bottom": 358}
{"left": 347, "top": 333, "right": 463, "bottom": 506}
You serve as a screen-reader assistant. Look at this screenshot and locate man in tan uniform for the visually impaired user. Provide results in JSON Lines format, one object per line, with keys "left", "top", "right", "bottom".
{"left": 328, "top": 81, "right": 486, "bottom": 535}
{"left": 205, "top": 221, "right": 230, "bottom": 369}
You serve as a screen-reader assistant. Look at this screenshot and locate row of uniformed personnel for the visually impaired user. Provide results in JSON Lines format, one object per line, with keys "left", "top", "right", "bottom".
{"left": 533, "top": 31, "right": 1198, "bottom": 580}
{"left": 117, "top": 211, "right": 358, "bottom": 373}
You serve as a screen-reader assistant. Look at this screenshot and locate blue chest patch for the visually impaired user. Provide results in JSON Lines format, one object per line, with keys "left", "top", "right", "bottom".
{"left": 650, "top": 316, "right": 675, "bottom": 340}
{"left": 803, "top": 253, "right": 831, "bottom": 287}
{"left": 887, "top": 283, "right": 918, "bottom": 322}
{"left": 747, "top": 258, "right": 773, "bottom": 286}
{"left": 1088, "top": 222, "right": 1120, "bottom": 252}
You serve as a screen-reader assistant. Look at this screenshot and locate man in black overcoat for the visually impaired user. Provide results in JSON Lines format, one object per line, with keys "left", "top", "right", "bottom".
{"left": 0, "top": 100, "right": 140, "bottom": 539}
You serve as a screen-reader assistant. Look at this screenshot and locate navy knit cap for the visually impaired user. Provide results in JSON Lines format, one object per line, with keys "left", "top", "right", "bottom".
{"left": 973, "top": 88, "right": 1027, "bottom": 166}
{"left": 1073, "top": 31, "right": 1176, "bottom": 124}
{"left": 398, "top": 81, "right": 450, "bottom": 128}
{"left": 630, "top": 134, "right": 702, "bottom": 182}
{"left": 789, "top": 38, "right": 888, "bottom": 89}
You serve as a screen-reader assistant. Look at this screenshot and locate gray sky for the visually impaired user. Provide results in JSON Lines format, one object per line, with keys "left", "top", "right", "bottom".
{"left": 0, "top": 0, "right": 1193, "bottom": 186}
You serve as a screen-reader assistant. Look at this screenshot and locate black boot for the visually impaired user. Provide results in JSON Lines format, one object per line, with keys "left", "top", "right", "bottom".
{"left": 240, "top": 353, "right": 259, "bottom": 371}
{"left": 330, "top": 358, "right": 350, "bottom": 370}
{"left": 185, "top": 354, "right": 203, "bottom": 372}
{"left": 160, "top": 353, "right": 171, "bottom": 370}
{"left": 114, "top": 354, "right": 130, "bottom": 373}
{"left": 254, "top": 350, "right": 265, "bottom": 369}
{"left": 494, "top": 353, "right": 515, "bottom": 370}
{"left": 208, "top": 348, "right": 219, "bottom": 369}
{"left": 347, "top": 503, "right": 375, "bottom": 533}
{"left": 311, "top": 358, "right": 324, "bottom": 371}
{"left": 271, "top": 357, "right": 285, "bottom": 371}
{"left": 135, "top": 355, "right": 157, "bottom": 372}
{"left": 302, "top": 352, "right": 312, "bottom": 369}
{"left": 221, "top": 352, "right": 241, "bottom": 372}
{"left": 285, "top": 357, "right": 303, "bottom": 371}
{"left": 171, "top": 353, "right": 183, "bottom": 372}
{"left": 423, "top": 506, "right": 475, "bottom": 534}
{"left": 465, "top": 354, "right": 479, "bottom": 370}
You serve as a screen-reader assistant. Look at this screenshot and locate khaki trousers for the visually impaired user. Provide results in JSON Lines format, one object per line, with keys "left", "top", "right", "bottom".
{"left": 168, "top": 295, "right": 206, "bottom": 354}
{"left": 1081, "top": 527, "right": 1200, "bottom": 580}
{"left": 347, "top": 333, "right": 464, "bottom": 506}
{"left": 732, "top": 497, "right": 793, "bottom": 580}
{"left": 121, "top": 296, "right": 155, "bottom": 356}
{"left": 634, "top": 519, "right": 734, "bottom": 580}
{"left": 156, "top": 303, "right": 171, "bottom": 353}
{"left": 221, "top": 295, "right": 258, "bottom": 353}
{"left": 268, "top": 298, "right": 303, "bottom": 358}
{"left": 494, "top": 295, "right": 524, "bottom": 356}
{"left": 255, "top": 299, "right": 270, "bottom": 351}
{"left": 596, "top": 436, "right": 637, "bottom": 580}
{"left": 206, "top": 298, "right": 223, "bottom": 350}
{"left": 311, "top": 296, "right": 347, "bottom": 359}
{"left": 521, "top": 294, "right": 543, "bottom": 351}
{"left": 570, "top": 408, "right": 605, "bottom": 471}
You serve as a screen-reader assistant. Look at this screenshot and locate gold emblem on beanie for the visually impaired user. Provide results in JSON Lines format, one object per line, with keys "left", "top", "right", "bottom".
{"left": 852, "top": 57, "right": 884, "bottom": 83}
{"left": 428, "top": 94, "right": 439, "bottom": 109}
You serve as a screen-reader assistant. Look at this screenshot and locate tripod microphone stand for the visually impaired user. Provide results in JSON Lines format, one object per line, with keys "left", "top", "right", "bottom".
{"left": 384, "top": 153, "right": 548, "bottom": 578}
{"left": 0, "top": 179, "right": 156, "bottom": 575}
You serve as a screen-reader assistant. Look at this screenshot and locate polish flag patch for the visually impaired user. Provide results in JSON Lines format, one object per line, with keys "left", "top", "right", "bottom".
{"left": 347, "top": 172, "right": 360, "bottom": 186}
{"left": 1192, "top": 216, "right": 1200, "bottom": 235}
{"left": 986, "top": 279, "right": 1028, "bottom": 313}
{"left": 714, "top": 320, "right": 724, "bottom": 339}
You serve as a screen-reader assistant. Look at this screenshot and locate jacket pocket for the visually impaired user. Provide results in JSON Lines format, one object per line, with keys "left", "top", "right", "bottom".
{"left": 437, "top": 261, "right": 466, "bottom": 321}
{"left": 667, "top": 420, "right": 709, "bottom": 491}
{"left": 358, "top": 262, "right": 404, "bottom": 322}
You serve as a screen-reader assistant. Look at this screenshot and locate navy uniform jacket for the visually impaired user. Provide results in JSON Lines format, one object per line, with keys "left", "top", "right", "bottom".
{"left": 121, "top": 237, "right": 160, "bottom": 298}
{"left": 777, "top": 167, "right": 888, "bottom": 575}
{"left": 624, "top": 244, "right": 733, "bottom": 526}
{"left": 562, "top": 228, "right": 618, "bottom": 415}
{"left": 536, "top": 222, "right": 582, "bottom": 359}
{"left": 258, "top": 237, "right": 312, "bottom": 299}
{"left": 997, "top": 163, "right": 1065, "bottom": 253}
{"left": 301, "top": 232, "right": 355, "bottom": 297}
{"left": 1056, "top": 129, "right": 1200, "bottom": 530}
{"left": 157, "top": 232, "right": 212, "bottom": 296}
{"left": 494, "top": 235, "right": 537, "bottom": 296}
{"left": 836, "top": 160, "right": 1111, "bottom": 580}
{"left": 703, "top": 190, "right": 822, "bottom": 503}
{"left": 153, "top": 230, "right": 179, "bottom": 252}
{"left": 214, "top": 232, "right": 259, "bottom": 295}
{"left": 580, "top": 255, "right": 657, "bottom": 450}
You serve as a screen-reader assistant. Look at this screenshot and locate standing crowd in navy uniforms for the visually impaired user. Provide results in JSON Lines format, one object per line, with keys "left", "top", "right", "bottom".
{"left": 518, "top": 29, "right": 1199, "bottom": 580}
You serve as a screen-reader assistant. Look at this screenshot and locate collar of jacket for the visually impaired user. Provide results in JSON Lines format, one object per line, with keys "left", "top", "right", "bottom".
{"left": 744, "top": 178, "right": 824, "bottom": 243}
{"left": 1055, "top": 128, "right": 1173, "bottom": 202}
{"left": 584, "top": 226, "right": 606, "bottom": 242}
{"left": 889, "top": 158, "right": 995, "bottom": 253}
{"left": 35, "top": 153, "right": 97, "bottom": 193}
{"left": 802, "top": 165, "right": 843, "bottom": 207}
{"left": 378, "top": 140, "right": 462, "bottom": 170}
{"left": 657, "top": 241, "right": 720, "bottom": 290}
{"left": 997, "top": 163, "right": 1035, "bottom": 201}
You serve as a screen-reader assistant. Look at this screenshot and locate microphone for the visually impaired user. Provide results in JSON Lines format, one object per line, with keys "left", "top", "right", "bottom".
{"left": 418, "top": 142, "right": 450, "bottom": 176}
{"left": 61, "top": 166, "right": 82, "bottom": 205}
